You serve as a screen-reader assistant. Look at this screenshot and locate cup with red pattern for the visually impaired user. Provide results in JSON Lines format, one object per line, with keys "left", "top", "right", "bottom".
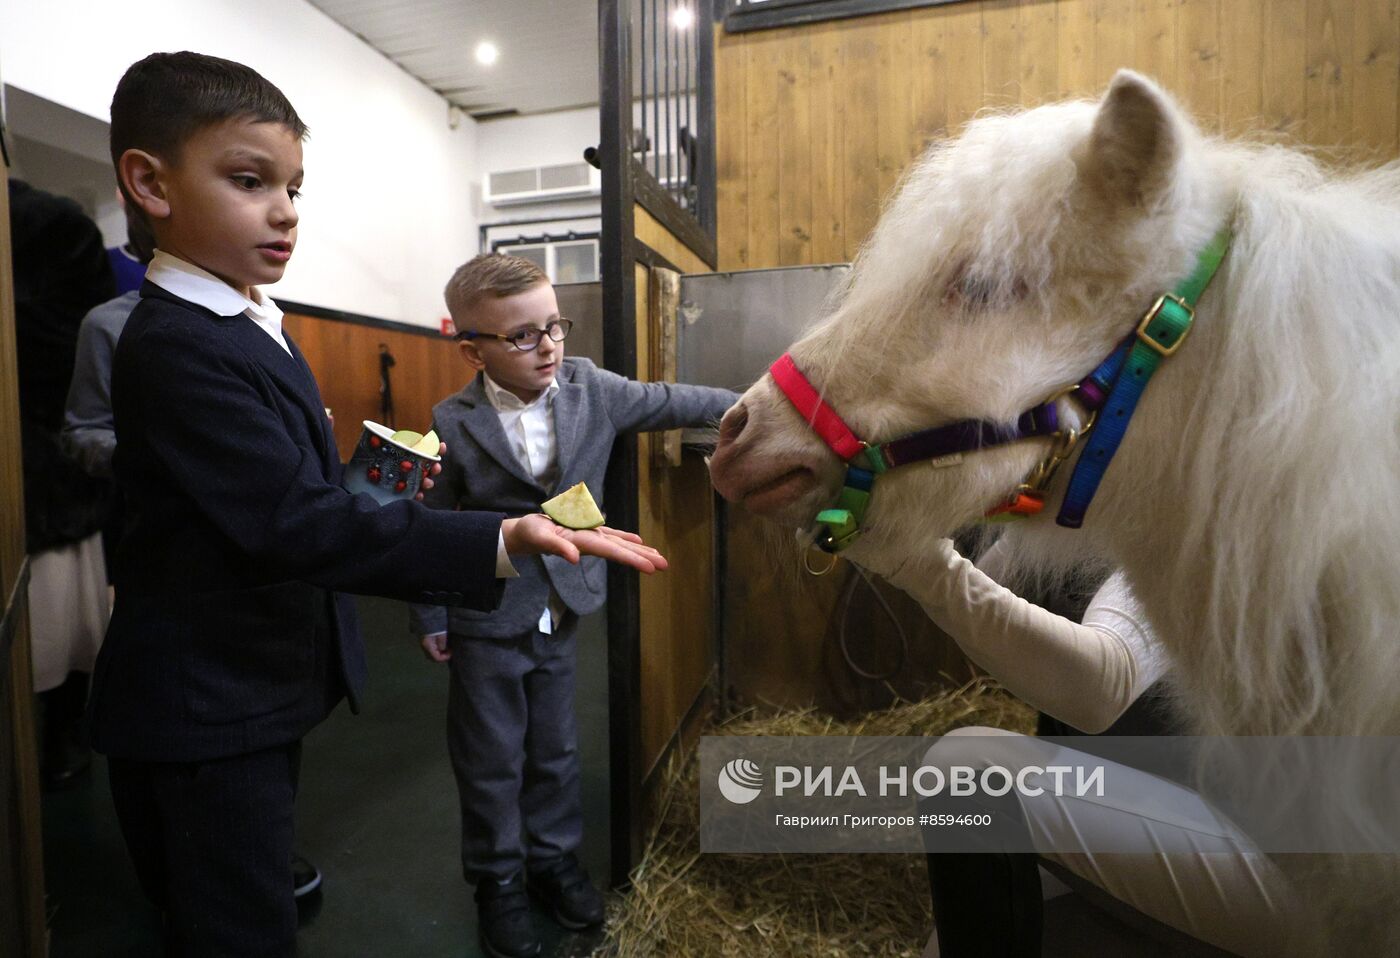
{"left": 343, "top": 420, "right": 441, "bottom": 505}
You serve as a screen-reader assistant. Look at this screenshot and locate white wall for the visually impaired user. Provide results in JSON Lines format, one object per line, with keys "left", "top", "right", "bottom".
{"left": 0, "top": 0, "right": 478, "bottom": 329}
{"left": 475, "top": 106, "right": 601, "bottom": 236}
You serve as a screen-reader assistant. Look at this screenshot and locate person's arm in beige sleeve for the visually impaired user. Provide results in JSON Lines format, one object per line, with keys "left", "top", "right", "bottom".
{"left": 864, "top": 538, "right": 1167, "bottom": 734}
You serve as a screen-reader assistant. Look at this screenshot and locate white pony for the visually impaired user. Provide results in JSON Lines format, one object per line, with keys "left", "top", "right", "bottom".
{"left": 709, "top": 71, "right": 1400, "bottom": 950}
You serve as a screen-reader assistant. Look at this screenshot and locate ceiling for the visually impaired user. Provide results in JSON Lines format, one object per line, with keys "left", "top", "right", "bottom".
{"left": 305, "top": 0, "right": 600, "bottom": 118}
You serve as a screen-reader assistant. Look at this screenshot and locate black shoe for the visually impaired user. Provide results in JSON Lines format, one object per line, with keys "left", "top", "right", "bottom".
{"left": 476, "top": 875, "right": 540, "bottom": 958}
{"left": 292, "top": 854, "right": 322, "bottom": 898}
{"left": 39, "top": 675, "right": 92, "bottom": 792}
{"left": 40, "top": 738, "right": 91, "bottom": 791}
{"left": 527, "top": 854, "right": 605, "bottom": 930}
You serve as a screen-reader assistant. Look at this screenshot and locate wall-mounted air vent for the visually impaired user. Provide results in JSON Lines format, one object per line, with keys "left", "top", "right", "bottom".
{"left": 485, "top": 161, "right": 601, "bottom": 206}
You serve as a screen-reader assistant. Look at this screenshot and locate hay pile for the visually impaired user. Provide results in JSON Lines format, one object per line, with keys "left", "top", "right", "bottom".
{"left": 600, "top": 679, "right": 1036, "bottom": 957}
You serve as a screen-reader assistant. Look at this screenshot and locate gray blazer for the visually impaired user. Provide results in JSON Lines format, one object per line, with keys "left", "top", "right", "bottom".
{"left": 410, "top": 357, "right": 738, "bottom": 638}
{"left": 62, "top": 290, "right": 142, "bottom": 478}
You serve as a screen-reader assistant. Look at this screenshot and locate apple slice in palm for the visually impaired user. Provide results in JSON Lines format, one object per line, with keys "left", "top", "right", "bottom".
{"left": 541, "top": 482, "right": 605, "bottom": 530}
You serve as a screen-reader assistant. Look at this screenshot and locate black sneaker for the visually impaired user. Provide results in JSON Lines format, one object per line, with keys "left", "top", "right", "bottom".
{"left": 292, "top": 854, "right": 322, "bottom": 899}
{"left": 476, "top": 874, "right": 541, "bottom": 958}
{"left": 527, "top": 854, "right": 605, "bottom": 930}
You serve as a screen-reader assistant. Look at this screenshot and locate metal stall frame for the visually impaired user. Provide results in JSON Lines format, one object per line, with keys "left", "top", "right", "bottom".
{"left": 598, "top": 0, "right": 719, "bottom": 888}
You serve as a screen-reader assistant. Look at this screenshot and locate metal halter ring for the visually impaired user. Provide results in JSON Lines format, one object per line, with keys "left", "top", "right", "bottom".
{"left": 803, "top": 548, "right": 840, "bottom": 576}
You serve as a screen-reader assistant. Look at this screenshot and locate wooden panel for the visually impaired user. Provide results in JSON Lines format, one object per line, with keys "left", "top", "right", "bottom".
{"left": 1, "top": 161, "right": 46, "bottom": 957}
{"left": 1094, "top": 0, "right": 1136, "bottom": 91}
{"left": 983, "top": 0, "right": 1022, "bottom": 107}
{"left": 1304, "top": 0, "right": 1355, "bottom": 146}
{"left": 747, "top": 30, "right": 785, "bottom": 269}
{"left": 1355, "top": 0, "right": 1400, "bottom": 157}
{"left": 1262, "top": 0, "right": 1308, "bottom": 133}
{"left": 1135, "top": 0, "right": 1178, "bottom": 95}
{"left": 633, "top": 217, "right": 717, "bottom": 776}
{"left": 0, "top": 172, "right": 25, "bottom": 604}
{"left": 1019, "top": 0, "right": 1061, "bottom": 106}
{"left": 1056, "top": 0, "right": 1098, "bottom": 97}
{"left": 634, "top": 203, "right": 713, "bottom": 274}
{"left": 911, "top": 7, "right": 950, "bottom": 142}
{"left": 1177, "top": 0, "right": 1222, "bottom": 132}
{"left": 876, "top": 11, "right": 919, "bottom": 203}
{"left": 281, "top": 315, "right": 461, "bottom": 458}
{"left": 717, "top": 0, "right": 1400, "bottom": 268}
{"left": 4, "top": 596, "right": 43, "bottom": 957}
{"left": 778, "top": 28, "right": 815, "bottom": 265}
{"left": 722, "top": 518, "right": 978, "bottom": 715}
{"left": 1220, "top": 0, "right": 1265, "bottom": 133}
{"left": 840, "top": 19, "right": 884, "bottom": 259}
{"left": 810, "top": 21, "right": 849, "bottom": 263}
{"left": 715, "top": 23, "right": 751, "bottom": 270}
{"left": 944, "top": 1, "right": 988, "bottom": 132}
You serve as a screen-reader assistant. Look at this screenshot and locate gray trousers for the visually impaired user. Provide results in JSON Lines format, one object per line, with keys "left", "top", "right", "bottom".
{"left": 447, "top": 615, "right": 582, "bottom": 884}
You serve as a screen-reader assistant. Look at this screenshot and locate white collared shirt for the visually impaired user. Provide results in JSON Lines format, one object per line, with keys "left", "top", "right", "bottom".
{"left": 145, "top": 250, "right": 290, "bottom": 354}
{"left": 483, "top": 372, "right": 567, "bottom": 634}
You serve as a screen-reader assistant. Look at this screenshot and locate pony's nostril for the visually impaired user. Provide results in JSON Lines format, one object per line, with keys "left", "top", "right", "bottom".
{"left": 719, "top": 404, "right": 749, "bottom": 444}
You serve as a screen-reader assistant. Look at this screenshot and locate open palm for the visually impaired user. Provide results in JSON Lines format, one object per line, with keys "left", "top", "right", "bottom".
{"left": 502, "top": 514, "right": 667, "bottom": 574}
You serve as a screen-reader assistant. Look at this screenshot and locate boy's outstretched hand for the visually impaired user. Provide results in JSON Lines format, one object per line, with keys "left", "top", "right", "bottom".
{"left": 501, "top": 514, "right": 668, "bottom": 574}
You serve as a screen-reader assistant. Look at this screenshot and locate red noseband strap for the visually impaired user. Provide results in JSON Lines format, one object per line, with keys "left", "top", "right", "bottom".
{"left": 769, "top": 353, "right": 865, "bottom": 461}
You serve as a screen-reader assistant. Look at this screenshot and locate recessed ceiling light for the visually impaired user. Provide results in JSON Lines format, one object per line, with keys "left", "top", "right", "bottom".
{"left": 671, "top": 6, "right": 694, "bottom": 30}
{"left": 475, "top": 41, "right": 498, "bottom": 66}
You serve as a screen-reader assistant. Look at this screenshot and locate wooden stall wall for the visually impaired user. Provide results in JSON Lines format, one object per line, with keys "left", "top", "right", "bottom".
{"left": 1, "top": 154, "right": 47, "bottom": 957}
{"left": 717, "top": 0, "right": 1400, "bottom": 271}
{"left": 280, "top": 312, "right": 463, "bottom": 458}
{"left": 631, "top": 204, "right": 719, "bottom": 785}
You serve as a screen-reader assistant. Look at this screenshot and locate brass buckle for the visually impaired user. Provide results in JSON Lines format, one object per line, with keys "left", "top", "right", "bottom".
{"left": 1135, "top": 293, "right": 1194, "bottom": 357}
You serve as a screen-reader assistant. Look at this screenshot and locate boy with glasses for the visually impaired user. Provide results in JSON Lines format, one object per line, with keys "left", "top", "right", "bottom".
{"left": 412, "top": 253, "right": 737, "bottom": 958}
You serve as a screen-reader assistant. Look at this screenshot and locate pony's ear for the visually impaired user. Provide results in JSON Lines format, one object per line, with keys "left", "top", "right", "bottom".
{"left": 1082, "top": 70, "right": 1182, "bottom": 211}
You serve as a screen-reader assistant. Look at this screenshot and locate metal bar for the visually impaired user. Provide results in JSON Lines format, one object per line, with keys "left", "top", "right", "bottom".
{"left": 726, "top": 0, "right": 970, "bottom": 34}
{"left": 684, "top": 7, "right": 693, "bottom": 205}
{"left": 664, "top": 0, "right": 671, "bottom": 198}
{"left": 652, "top": 0, "right": 661, "bottom": 184}
{"left": 639, "top": 0, "right": 647, "bottom": 163}
{"left": 598, "top": 0, "right": 644, "bottom": 891}
{"left": 696, "top": 0, "right": 718, "bottom": 236}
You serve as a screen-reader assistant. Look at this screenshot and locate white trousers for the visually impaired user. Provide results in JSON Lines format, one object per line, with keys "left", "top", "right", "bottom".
{"left": 28, "top": 532, "right": 109, "bottom": 693}
{"left": 922, "top": 728, "right": 1315, "bottom": 958}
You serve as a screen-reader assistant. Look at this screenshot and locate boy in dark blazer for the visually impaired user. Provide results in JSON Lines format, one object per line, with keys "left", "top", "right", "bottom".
{"left": 92, "top": 53, "right": 665, "bottom": 958}
{"left": 411, "top": 254, "right": 737, "bottom": 958}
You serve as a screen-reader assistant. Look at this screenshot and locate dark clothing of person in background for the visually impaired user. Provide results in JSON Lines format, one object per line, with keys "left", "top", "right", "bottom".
{"left": 10, "top": 179, "right": 116, "bottom": 553}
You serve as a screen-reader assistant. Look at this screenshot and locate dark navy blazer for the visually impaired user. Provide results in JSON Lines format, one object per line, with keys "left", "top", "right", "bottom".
{"left": 91, "top": 283, "right": 505, "bottom": 762}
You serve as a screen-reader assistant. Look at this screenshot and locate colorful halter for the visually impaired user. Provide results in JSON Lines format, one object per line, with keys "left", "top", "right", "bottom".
{"left": 770, "top": 228, "right": 1231, "bottom": 554}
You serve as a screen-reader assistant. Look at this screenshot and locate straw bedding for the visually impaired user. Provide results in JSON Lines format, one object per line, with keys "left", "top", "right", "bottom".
{"left": 598, "top": 679, "right": 1036, "bottom": 957}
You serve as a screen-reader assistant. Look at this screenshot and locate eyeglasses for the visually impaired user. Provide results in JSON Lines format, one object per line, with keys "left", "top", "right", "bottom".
{"left": 457, "top": 318, "right": 573, "bottom": 352}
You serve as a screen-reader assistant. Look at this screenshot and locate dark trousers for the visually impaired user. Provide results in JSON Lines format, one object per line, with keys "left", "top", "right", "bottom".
{"left": 447, "top": 615, "right": 582, "bottom": 884}
{"left": 108, "top": 741, "right": 302, "bottom": 958}
{"left": 920, "top": 777, "right": 1043, "bottom": 956}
